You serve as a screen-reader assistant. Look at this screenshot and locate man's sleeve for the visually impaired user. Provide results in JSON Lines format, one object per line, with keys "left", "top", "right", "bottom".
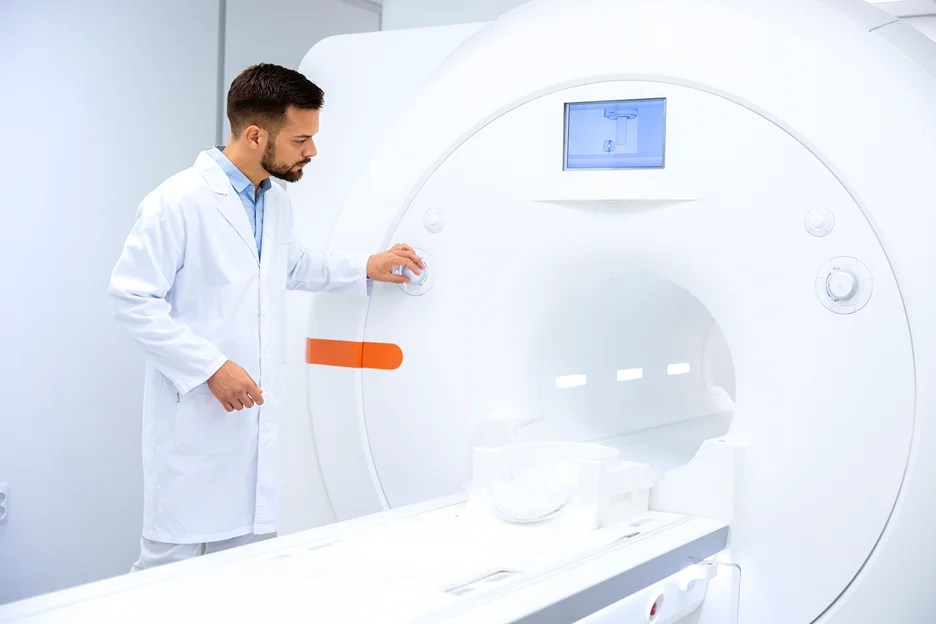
{"left": 108, "top": 195, "right": 228, "bottom": 395}
{"left": 283, "top": 202, "right": 373, "bottom": 296}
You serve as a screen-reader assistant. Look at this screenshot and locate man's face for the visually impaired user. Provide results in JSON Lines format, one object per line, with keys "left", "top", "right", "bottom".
{"left": 260, "top": 106, "right": 319, "bottom": 183}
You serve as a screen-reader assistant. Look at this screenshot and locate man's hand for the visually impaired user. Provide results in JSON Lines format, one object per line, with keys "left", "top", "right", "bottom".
{"left": 206, "top": 360, "right": 264, "bottom": 412}
{"left": 366, "top": 243, "right": 427, "bottom": 284}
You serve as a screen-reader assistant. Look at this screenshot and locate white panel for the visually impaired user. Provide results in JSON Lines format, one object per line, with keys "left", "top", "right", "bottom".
{"left": 817, "top": 0, "right": 896, "bottom": 30}
{"left": 289, "top": 24, "right": 485, "bottom": 524}
{"left": 868, "top": 0, "right": 936, "bottom": 18}
{"left": 381, "top": 0, "right": 528, "bottom": 30}
{"left": 907, "top": 14, "right": 936, "bottom": 39}
{"left": 0, "top": 0, "right": 219, "bottom": 605}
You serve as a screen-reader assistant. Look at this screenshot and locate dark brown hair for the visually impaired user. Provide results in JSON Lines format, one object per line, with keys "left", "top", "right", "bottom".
{"left": 226, "top": 63, "right": 324, "bottom": 135}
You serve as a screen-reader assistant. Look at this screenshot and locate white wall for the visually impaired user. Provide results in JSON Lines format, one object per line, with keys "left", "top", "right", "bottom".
{"left": 0, "top": 0, "right": 219, "bottom": 604}
{"left": 0, "top": 0, "right": 379, "bottom": 605}
{"left": 223, "top": 0, "right": 380, "bottom": 142}
{"left": 381, "top": 0, "right": 528, "bottom": 30}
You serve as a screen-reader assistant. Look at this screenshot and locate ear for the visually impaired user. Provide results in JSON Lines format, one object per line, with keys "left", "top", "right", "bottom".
{"left": 244, "top": 124, "right": 264, "bottom": 150}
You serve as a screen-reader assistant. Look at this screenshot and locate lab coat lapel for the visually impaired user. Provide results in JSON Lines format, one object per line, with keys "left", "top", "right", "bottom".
{"left": 217, "top": 193, "right": 260, "bottom": 266}
{"left": 194, "top": 151, "right": 260, "bottom": 266}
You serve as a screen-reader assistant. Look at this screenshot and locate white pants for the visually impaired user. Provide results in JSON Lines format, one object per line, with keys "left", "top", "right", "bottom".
{"left": 130, "top": 533, "right": 259, "bottom": 573}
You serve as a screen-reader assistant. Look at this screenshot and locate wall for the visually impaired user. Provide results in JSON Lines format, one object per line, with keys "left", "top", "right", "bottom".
{"left": 381, "top": 0, "right": 528, "bottom": 30}
{"left": 223, "top": 0, "right": 380, "bottom": 143}
{"left": 0, "top": 0, "right": 220, "bottom": 604}
{"left": 0, "top": 0, "right": 378, "bottom": 605}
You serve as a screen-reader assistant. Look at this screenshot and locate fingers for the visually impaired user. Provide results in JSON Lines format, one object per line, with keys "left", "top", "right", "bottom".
{"left": 394, "top": 252, "right": 424, "bottom": 273}
{"left": 208, "top": 361, "right": 265, "bottom": 412}
{"left": 217, "top": 389, "right": 262, "bottom": 412}
{"left": 401, "top": 259, "right": 421, "bottom": 276}
{"left": 220, "top": 394, "right": 261, "bottom": 412}
{"left": 406, "top": 251, "right": 427, "bottom": 270}
{"left": 247, "top": 379, "right": 264, "bottom": 405}
{"left": 391, "top": 246, "right": 425, "bottom": 269}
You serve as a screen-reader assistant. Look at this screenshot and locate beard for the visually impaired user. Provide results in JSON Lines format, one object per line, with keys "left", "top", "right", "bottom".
{"left": 261, "top": 139, "right": 310, "bottom": 183}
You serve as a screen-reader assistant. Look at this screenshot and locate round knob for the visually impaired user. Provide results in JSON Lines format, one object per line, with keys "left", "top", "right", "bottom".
{"left": 826, "top": 270, "right": 858, "bottom": 301}
{"left": 396, "top": 248, "right": 435, "bottom": 297}
{"left": 402, "top": 262, "right": 427, "bottom": 285}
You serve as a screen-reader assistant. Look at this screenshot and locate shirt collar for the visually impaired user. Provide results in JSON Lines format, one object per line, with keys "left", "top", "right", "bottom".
{"left": 209, "top": 146, "right": 271, "bottom": 195}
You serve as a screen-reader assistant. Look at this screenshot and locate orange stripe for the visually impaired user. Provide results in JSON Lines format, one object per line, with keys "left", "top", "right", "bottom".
{"left": 306, "top": 338, "right": 403, "bottom": 370}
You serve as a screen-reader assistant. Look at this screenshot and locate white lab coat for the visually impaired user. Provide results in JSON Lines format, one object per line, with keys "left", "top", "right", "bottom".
{"left": 108, "top": 151, "right": 370, "bottom": 544}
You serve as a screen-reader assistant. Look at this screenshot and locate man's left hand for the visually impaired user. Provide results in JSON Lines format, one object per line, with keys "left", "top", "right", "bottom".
{"left": 366, "top": 243, "right": 426, "bottom": 283}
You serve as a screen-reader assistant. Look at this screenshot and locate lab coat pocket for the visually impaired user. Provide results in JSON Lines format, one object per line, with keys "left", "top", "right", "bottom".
{"left": 175, "top": 390, "right": 250, "bottom": 455}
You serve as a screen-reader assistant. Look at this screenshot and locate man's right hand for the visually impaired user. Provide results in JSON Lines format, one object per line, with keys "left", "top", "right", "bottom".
{"left": 206, "top": 360, "right": 264, "bottom": 412}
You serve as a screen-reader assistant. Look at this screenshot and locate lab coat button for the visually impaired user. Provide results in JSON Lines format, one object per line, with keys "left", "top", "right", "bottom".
{"left": 262, "top": 421, "right": 271, "bottom": 431}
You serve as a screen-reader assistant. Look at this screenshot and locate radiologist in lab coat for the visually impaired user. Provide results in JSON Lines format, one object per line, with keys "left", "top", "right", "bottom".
{"left": 108, "top": 63, "right": 424, "bottom": 571}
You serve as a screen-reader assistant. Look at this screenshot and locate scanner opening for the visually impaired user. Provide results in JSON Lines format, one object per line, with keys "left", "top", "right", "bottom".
{"left": 514, "top": 273, "right": 736, "bottom": 475}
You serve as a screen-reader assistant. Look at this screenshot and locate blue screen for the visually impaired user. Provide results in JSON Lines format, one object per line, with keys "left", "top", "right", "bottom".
{"left": 564, "top": 98, "right": 666, "bottom": 170}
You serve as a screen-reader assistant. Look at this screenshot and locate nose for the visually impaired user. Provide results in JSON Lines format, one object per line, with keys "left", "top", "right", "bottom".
{"left": 304, "top": 140, "right": 317, "bottom": 159}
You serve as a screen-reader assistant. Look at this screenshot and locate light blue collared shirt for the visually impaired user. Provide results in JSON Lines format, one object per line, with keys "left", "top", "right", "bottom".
{"left": 208, "top": 146, "right": 271, "bottom": 259}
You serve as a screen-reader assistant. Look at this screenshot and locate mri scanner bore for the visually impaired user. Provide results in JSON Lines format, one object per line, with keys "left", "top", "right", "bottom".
{"left": 2, "top": 0, "right": 936, "bottom": 622}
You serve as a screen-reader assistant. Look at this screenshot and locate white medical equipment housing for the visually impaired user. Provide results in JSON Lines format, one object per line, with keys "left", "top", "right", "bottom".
{"left": 2, "top": 1, "right": 936, "bottom": 623}
{"left": 292, "top": 0, "right": 936, "bottom": 622}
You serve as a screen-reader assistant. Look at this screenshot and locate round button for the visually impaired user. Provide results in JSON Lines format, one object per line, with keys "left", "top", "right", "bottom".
{"left": 804, "top": 207, "right": 835, "bottom": 237}
{"left": 423, "top": 208, "right": 446, "bottom": 233}
{"left": 826, "top": 270, "right": 858, "bottom": 301}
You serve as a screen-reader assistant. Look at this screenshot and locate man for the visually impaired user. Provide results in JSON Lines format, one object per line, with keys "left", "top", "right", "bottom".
{"left": 108, "top": 63, "right": 424, "bottom": 571}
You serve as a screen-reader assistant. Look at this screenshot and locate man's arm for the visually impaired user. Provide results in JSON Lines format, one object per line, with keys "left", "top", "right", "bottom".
{"left": 107, "top": 196, "right": 228, "bottom": 395}
{"left": 285, "top": 234, "right": 374, "bottom": 295}
{"left": 286, "top": 238, "right": 427, "bottom": 293}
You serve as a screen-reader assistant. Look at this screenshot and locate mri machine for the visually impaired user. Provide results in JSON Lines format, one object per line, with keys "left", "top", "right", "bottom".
{"left": 4, "top": 0, "right": 936, "bottom": 621}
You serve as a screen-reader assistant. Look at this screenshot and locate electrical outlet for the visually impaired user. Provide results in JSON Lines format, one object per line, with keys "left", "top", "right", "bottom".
{"left": 0, "top": 483, "right": 8, "bottom": 524}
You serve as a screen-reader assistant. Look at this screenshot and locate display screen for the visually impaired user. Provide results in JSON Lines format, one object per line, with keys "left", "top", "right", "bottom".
{"left": 564, "top": 98, "right": 666, "bottom": 170}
